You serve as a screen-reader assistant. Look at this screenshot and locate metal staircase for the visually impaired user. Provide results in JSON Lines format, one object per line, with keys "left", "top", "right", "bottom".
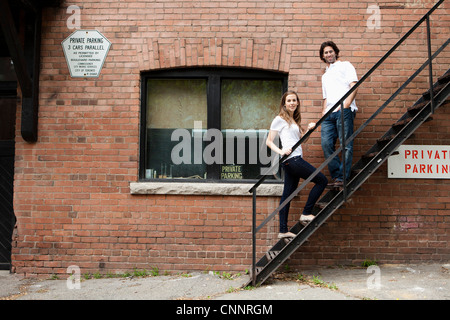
{"left": 246, "top": 0, "right": 449, "bottom": 287}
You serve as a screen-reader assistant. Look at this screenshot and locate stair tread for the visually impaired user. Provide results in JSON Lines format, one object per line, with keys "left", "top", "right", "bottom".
{"left": 377, "top": 134, "right": 395, "bottom": 143}
{"left": 393, "top": 117, "right": 412, "bottom": 127}
{"left": 315, "top": 202, "right": 327, "bottom": 209}
{"left": 362, "top": 151, "right": 379, "bottom": 158}
{"left": 438, "top": 72, "right": 450, "bottom": 82}
{"left": 408, "top": 100, "right": 428, "bottom": 112}
{"left": 423, "top": 83, "right": 446, "bottom": 97}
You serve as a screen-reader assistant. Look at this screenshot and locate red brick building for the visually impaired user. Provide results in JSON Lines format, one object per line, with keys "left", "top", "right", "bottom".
{"left": 0, "top": 0, "right": 448, "bottom": 277}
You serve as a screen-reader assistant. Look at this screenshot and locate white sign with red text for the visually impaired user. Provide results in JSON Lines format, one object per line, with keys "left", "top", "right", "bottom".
{"left": 388, "top": 145, "right": 450, "bottom": 179}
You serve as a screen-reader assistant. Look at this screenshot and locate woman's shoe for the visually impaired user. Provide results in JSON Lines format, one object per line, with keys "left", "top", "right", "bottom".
{"left": 277, "top": 232, "right": 296, "bottom": 239}
{"left": 300, "top": 214, "right": 315, "bottom": 225}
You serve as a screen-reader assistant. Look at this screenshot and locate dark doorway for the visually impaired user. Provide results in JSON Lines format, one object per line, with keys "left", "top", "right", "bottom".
{"left": 0, "top": 93, "right": 16, "bottom": 270}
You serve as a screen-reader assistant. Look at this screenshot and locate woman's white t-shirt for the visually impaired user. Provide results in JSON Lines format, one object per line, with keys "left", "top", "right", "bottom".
{"left": 270, "top": 116, "right": 303, "bottom": 160}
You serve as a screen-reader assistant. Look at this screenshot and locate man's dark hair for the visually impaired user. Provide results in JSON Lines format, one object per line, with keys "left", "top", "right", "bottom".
{"left": 319, "top": 41, "right": 340, "bottom": 63}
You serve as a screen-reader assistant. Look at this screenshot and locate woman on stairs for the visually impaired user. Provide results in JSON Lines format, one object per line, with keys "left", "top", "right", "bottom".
{"left": 266, "top": 91, "right": 328, "bottom": 239}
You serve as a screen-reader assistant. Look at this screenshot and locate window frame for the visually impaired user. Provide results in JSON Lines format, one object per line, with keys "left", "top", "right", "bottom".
{"left": 139, "top": 67, "right": 288, "bottom": 183}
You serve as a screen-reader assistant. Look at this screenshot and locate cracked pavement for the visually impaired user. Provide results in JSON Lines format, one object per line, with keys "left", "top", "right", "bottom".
{"left": 1, "top": 263, "right": 448, "bottom": 300}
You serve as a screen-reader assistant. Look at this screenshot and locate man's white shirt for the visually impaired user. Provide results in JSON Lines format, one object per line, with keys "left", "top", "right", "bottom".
{"left": 322, "top": 60, "right": 358, "bottom": 114}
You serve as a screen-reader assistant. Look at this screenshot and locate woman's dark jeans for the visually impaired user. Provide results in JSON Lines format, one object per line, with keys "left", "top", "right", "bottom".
{"left": 279, "top": 156, "right": 328, "bottom": 233}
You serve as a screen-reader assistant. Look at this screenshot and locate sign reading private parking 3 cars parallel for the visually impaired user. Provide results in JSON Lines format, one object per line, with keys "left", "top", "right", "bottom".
{"left": 62, "top": 30, "right": 111, "bottom": 78}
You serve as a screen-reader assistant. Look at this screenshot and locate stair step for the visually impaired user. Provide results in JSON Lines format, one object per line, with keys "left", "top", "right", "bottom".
{"left": 393, "top": 117, "right": 412, "bottom": 127}
{"left": 362, "top": 151, "right": 379, "bottom": 158}
{"left": 377, "top": 134, "right": 395, "bottom": 144}
{"left": 438, "top": 72, "right": 450, "bottom": 83}
{"left": 363, "top": 149, "right": 399, "bottom": 159}
{"left": 253, "top": 267, "right": 263, "bottom": 275}
{"left": 266, "top": 250, "right": 279, "bottom": 260}
{"left": 423, "top": 83, "right": 446, "bottom": 98}
{"left": 392, "top": 116, "right": 432, "bottom": 128}
{"left": 316, "top": 202, "right": 327, "bottom": 209}
{"left": 408, "top": 100, "right": 428, "bottom": 112}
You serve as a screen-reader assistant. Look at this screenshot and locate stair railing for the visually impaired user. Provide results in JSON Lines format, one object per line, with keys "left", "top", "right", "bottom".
{"left": 248, "top": 0, "right": 447, "bottom": 286}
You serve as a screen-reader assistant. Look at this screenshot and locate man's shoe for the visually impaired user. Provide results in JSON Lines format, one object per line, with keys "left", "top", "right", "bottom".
{"left": 334, "top": 180, "right": 344, "bottom": 188}
{"left": 277, "top": 232, "right": 296, "bottom": 239}
{"left": 300, "top": 214, "right": 315, "bottom": 225}
{"left": 327, "top": 179, "right": 337, "bottom": 188}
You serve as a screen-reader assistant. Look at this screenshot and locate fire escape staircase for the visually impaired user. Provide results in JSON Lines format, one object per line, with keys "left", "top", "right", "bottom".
{"left": 246, "top": 0, "right": 449, "bottom": 287}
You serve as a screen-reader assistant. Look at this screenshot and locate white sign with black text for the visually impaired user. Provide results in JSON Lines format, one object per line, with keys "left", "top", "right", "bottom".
{"left": 388, "top": 145, "right": 450, "bottom": 179}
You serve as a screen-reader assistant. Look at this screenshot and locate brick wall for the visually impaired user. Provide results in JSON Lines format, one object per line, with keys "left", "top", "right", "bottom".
{"left": 11, "top": 0, "right": 449, "bottom": 276}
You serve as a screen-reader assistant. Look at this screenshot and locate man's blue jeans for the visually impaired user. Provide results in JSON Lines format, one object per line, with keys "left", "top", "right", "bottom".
{"left": 321, "top": 108, "right": 355, "bottom": 182}
{"left": 279, "top": 156, "right": 328, "bottom": 233}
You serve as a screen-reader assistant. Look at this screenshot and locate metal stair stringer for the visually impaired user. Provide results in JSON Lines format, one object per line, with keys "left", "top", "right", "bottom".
{"left": 246, "top": 69, "right": 450, "bottom": 288}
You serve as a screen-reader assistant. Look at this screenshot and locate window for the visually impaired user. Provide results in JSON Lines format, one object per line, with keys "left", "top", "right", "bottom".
{"left": 139, "top": 68, "right": 287, "bottom": 182}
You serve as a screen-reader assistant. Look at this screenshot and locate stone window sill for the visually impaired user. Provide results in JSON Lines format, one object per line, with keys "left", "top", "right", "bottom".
{"left": 129, "top": 182, "right": 283, "bottom": 197}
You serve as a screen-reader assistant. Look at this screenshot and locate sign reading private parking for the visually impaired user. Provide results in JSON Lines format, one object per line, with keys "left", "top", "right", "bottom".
{"left": 388, "top": 145, "right": 450, "bottom": 179}
{"left": 62, "top": 30, "right": 111, "bottom": 78}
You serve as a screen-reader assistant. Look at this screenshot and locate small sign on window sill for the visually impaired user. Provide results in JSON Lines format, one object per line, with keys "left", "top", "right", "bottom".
{"left": 221, "top": 165, "right": 243, "bottom": 180}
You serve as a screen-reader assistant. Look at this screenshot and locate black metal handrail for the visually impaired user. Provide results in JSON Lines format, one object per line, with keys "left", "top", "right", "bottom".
{"left": 249, "top": 0, "right": 447, "bottom": 286}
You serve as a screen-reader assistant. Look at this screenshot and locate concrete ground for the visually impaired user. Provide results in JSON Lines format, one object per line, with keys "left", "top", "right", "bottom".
{"left": 0, "top": 263, "right": 448, "bottom": 300}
